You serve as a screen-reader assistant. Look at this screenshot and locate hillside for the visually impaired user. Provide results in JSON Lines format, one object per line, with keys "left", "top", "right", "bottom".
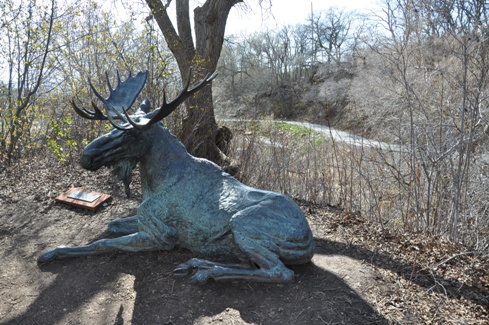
{"left": 215, "top": 62, "right": 361, "bottom": 133}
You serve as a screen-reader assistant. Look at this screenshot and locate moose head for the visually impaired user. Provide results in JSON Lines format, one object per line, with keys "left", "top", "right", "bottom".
{"left": 71, "top": 70, "right": 217, "bottom": 196}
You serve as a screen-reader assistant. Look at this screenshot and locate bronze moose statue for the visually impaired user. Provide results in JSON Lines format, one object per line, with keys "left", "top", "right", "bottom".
{"left": 38, "top": 70, "right": 314, "bottom": 284}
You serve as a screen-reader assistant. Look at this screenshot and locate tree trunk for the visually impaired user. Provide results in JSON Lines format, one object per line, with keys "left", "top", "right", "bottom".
{"left": 145, "top": 0, "right": 241, "bottom": 167}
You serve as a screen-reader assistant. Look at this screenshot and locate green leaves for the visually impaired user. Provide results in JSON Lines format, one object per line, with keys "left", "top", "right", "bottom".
{"left": 47, "top": 117, "right": 75, "bottom": 162}
{"left": 0, "top": 0, "right": 173, "bottom": 168}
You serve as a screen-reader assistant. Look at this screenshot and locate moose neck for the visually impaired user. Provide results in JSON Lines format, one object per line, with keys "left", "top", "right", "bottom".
{"left": 138, "top": 124, "right": 192, "bottom": 200}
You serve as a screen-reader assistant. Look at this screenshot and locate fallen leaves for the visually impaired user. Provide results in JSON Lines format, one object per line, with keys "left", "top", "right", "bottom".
{"left": 305, "top": 205, "right": 489, "bottom": 324}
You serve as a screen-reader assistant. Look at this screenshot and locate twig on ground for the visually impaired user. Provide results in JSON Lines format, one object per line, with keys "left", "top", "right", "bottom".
{"left": 431, "top": 251, "right": 481, "bottom": 270}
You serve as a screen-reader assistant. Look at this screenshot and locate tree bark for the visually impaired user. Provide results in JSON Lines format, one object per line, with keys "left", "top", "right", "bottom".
{"left": 145, "top": 0, "right": 241, "bottom": 167}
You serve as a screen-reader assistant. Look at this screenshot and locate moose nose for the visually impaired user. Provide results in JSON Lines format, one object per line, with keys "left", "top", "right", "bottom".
{"left": 79, "top": 155, "right": 93, "bottom": 170}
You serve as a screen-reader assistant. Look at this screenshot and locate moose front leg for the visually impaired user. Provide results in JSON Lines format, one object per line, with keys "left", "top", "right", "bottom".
{"left": 107, "top": 215, "right": 139, "bottom": 235}
{"left": 38, "top": 231, "right": 170, "bottom": 263}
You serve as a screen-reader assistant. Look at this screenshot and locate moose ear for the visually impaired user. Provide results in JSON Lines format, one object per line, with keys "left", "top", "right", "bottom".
{"left": 139, "top": 98, "right": 152, "bottom": 113}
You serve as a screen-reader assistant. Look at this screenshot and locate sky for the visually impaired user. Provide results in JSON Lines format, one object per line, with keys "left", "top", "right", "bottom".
{"left": 156, "top": 0, "right": 379, "bottom": 36}
{"left": 0, "top": 0, "right": 380, "bottom": 82}
{"left": 225, "top": 0, "right": 378, "bottom": 35}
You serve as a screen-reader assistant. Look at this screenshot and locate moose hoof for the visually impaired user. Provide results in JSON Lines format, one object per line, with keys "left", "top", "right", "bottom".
{"left": 173, "top": 264, "right": 192, "bottom": 278}
{"left": 188, "top": 270, "right": 210, "bottom": 285}
{"left": 38, "top": 249, "right": 58, "bottom": 263}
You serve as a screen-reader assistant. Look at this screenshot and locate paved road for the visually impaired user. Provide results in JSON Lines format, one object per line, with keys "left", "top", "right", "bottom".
{"left": 221, "top": 118, "right": 401, "bottom": 152}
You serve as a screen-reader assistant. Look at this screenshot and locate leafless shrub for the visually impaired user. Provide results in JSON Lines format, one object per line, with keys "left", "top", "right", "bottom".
{"left": 224, "top": 112, "right": 489, "bottom": 250}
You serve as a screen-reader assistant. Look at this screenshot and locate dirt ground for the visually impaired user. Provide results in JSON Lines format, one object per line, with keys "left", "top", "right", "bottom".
{"left": 1, "top": 159, "right": 488, "bottom": 325}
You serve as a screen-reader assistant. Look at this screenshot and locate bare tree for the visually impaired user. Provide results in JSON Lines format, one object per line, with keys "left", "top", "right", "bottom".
{"left": 359, "top": 0, "right": 489, "bottom": 244}
{"left": 144, "top": 0, "right": 254, "bottom": 167}
{"left": 0, "top": 0, "right": 56, "bottom": 168}
{"left": 309, "top": 7, "right": 354, "bottom": 64}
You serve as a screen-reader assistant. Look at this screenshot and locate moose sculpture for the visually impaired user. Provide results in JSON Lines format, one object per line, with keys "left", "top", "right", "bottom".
{"left": 38, "top": 70, "right": 314, "bottom": 284}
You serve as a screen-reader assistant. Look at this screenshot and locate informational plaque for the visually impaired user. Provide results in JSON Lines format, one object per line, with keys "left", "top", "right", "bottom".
{"left": 55, "top": 188, "right": 112, "bottom": 211}
{"left": 67, "top": 191, "right": 101, "bottom": 203}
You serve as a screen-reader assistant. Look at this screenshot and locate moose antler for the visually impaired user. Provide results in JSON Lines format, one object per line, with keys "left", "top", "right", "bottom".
{"left": 143, "top": 70, "right": 218, "bottom": 124}
{"left": 71, "top": 99, "right": 108, "bottom": 121}
{"left": 72, "top": 69, "right": 217, "bottom": 131}
{"left": 119, "top": 70, "right": 218, "bottom": 130}
{"left": 71, "top": 70, "right": 148, "bottom": 121}
{"left": 90, "top": 70, "right": 148, "bottom": 115}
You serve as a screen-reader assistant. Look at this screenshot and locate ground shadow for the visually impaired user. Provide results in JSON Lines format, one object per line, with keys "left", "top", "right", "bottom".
{"left": 2, "top": 229, "right": 486, "bottom": 325}
{"left": 128, "top": 251, "right": 383, "bottom": 324}
{"left": 3, "top": 240, "right": 386, "bottom": 325}
{"left": 313, "top": 236, "right": 485, "bottom": 306}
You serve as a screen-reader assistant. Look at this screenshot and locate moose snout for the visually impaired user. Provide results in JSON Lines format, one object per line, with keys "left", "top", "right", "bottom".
{"left": 79, "top": 154, "right": 97, "bottom": 170}
{"left": 79, "top": 132, "right": 125, "bottom": 170}
{"left": 79, "top": 148, "right": 113, "bottom": 170}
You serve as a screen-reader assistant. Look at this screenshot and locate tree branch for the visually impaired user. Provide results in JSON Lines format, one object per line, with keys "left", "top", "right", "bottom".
{"left": 431, "top": 251, "right": 481, "bottom": 270}
{"left": 176, "top": 0, "right": 194, "bottom": 63}
{"left": 17, "top": 0, "right": 55, "bottom": 115}
{"left": 145, "top": 0, "right": 189, "bottom": 68}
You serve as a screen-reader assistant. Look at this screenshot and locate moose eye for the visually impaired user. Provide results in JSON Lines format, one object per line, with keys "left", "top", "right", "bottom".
{"left": 124, "top": 130, "right": 138, "bottom": 139}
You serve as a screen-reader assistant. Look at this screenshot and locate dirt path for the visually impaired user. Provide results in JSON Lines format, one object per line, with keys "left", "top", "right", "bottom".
{"left": 1, "top": 160, "right": 487, "bottom": 324}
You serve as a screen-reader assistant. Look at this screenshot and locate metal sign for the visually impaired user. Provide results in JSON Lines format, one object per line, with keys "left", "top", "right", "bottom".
{"left": 67, "top": 191, "right": 101, "bottom": 203}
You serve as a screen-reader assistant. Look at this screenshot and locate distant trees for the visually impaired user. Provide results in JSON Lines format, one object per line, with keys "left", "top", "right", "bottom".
{"left": 217, "top": 6, "right": 361, "bottom": 96}
{"left": 310, "top": 7, "right": 356, "bottom": 64}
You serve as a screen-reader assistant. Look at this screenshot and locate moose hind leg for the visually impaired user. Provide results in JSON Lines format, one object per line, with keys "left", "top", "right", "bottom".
{"left": 174, "top": 258, "right": 255, "bottom": 278}
{"left": 38, "top": 231, "right": 163, "bottom": 263}
{"left": 187, "top": 231, "right": 295, "bottom": 285}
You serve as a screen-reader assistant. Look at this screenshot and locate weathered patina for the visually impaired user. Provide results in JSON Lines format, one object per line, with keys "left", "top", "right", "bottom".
{"left": 38, "top": 71, "right": 314, "bottom": 284}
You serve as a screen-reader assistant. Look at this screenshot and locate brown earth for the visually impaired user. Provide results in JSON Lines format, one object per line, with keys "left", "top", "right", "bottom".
{"left": 0, "top": 159, "right": 488, "bottom": 324}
